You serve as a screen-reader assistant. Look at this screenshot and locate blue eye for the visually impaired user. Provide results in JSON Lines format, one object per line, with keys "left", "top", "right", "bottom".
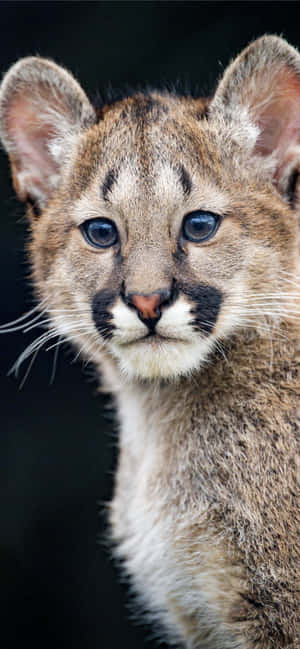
{"left": 182, "top": 211, "right": 220, "bottom": 242}
{"left": 81, "top": 218, "right": 119, "bottom": 248}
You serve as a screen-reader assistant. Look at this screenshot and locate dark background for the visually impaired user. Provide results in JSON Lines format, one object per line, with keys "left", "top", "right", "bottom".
{"left": 1, "top": 2, "right": 300, "bottom": 648}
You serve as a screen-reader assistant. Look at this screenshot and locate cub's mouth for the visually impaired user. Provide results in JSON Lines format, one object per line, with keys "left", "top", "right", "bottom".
{"left": 109, "top": 331, "right": 217, "bottom": 380}
{"left": 119, "top": 332, "right": 188, "bottom": 346}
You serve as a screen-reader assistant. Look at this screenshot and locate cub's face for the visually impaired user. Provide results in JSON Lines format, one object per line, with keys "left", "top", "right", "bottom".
{"left": 30, "top": 96, "right": 298, "bottom": 380}
{"left": 1, "top": 37, "right": 299, "bottom": 380}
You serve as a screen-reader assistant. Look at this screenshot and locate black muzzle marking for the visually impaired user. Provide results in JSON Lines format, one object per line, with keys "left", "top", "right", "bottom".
{"left": 92, "top": 289, "right": 116, "bottom": 340}
{"left": 180, "top": 283, "right": 223, "bottom": 334}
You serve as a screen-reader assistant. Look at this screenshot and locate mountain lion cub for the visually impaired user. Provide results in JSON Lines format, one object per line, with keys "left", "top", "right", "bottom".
{"left": 0, "top": 35, "right": 299, "bottom": 648}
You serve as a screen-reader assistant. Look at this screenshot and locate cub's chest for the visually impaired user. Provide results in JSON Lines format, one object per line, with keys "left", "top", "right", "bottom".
{"left": 110, "top": 392, "right": 245, "bottom": 649}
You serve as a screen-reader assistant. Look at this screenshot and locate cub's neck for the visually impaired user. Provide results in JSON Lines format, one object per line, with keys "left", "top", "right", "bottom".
{"left": 110, "top": 326, "right": 299, "bottom": 526}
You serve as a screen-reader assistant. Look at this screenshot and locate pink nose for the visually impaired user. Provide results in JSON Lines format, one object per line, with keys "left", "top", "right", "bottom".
{"left": 130, "top": 293, "right": 162, "bottom": 320}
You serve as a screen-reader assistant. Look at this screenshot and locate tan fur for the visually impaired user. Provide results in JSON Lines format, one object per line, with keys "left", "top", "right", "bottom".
{"left": 0, "top": 36, "right": 299, "bottom": 648}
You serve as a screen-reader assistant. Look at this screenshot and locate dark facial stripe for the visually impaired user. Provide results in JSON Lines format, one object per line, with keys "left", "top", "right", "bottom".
{"left": 102, "top": 168, "right": 117, "bottom": 202}
{"left": 180, "top": 283, "right": 223, "bottom": 334}
{"left": 177, "top": 164, "right": 192, "bottom": 197}
{"left": 92, "top": 289, "right": 116, "bottom": 340}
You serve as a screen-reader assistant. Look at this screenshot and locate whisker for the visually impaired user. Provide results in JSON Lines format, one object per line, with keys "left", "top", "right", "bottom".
{"left": 280, "top": 270, "right": 300, "bottom": 279}
{"left": 9, "top": 330, "right": 60, "bottom": 377}
{"left": 0, "top": 299, "right": 47, "bottom": 329}
{"left": 50, "top": 336, "right": 63, "bottom": 385}
{"left": 277, "top": 273, "right": 300, "bottom": 289}
{"left": 1, "top": 294, "right": 102, "bottom": 385}
{"left": 45, "top": 326, "right": 96, "bottom": 351}
{"left": 236, "top": 314, "right": 300, "bottom": 324}
{"left": 233, "top": 322, "right": 288, "bottom": 341}
{"left": 0, "top": 301, "right": 48, "bottom": 332}
{"left": 231, "top": 300, "right": 296, "bottom": 308}
{"left": 23, "top": 317, "right": 52, "bottom": 333}
{"left": 0, "top": 310, "right": 48, "bottom": 333}
{"left": 49, "top": 308, "right": 92, "bottom": 314}
{"left": 213, "top": 339, "right": 228, "bottom": 363}
{"left": 72, "top": 331, "right": 103, "bottom": 364}
{"left": 230, "top": 306, "right": 300, "bottom": 317}
{"left": 18, "top": 348, "right": 40, "bottom": 390}
{"left": 10, "top": 322, "right": 98, "bottom": 379}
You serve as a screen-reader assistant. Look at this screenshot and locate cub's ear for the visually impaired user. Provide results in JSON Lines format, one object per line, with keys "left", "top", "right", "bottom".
{"left": 0, "top": 57, "right": 96, "bottom": 213}
{"left": 210, "top": 35, "right": 300, "bottom": 203}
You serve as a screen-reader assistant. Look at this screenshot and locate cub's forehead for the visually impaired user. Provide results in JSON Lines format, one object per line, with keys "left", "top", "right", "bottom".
{"left": 70, "top": 92, "right": 228, "bottom": 222}
{"left": 71, "top": 92, "right": 209, "bottom": 187}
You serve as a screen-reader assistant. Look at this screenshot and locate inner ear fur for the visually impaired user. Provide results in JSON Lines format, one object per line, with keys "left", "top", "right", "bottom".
{"left": 0, "top": 57, "right": 96, "bottom": 211}
{"left": 210, "top": 35, "right": 300, "bottom": 203}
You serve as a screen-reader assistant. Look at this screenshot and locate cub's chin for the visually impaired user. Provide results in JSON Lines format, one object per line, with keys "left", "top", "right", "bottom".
{"left": 109, "top": 335, "right": 216, "bottom": 381}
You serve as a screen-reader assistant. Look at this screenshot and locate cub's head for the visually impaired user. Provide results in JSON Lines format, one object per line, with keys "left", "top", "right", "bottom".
{"left": 1, "top": 36, "right": 299, "bottom": 381}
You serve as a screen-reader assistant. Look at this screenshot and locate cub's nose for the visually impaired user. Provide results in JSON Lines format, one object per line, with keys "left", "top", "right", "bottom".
{"left": 131, "top": 294, "right": 162, "bottom": 320}
{"left": 125, "top": 289, "right": 172, "bottom": 327}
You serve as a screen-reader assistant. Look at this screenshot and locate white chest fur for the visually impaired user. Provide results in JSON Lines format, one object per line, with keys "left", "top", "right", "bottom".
{"left": 110, "top": 385, "right": 246, "bottom": 649}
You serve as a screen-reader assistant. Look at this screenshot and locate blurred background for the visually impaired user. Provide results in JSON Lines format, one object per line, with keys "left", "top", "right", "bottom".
{"left": 1, "top": 2, "right": 300, "bottom": 648}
